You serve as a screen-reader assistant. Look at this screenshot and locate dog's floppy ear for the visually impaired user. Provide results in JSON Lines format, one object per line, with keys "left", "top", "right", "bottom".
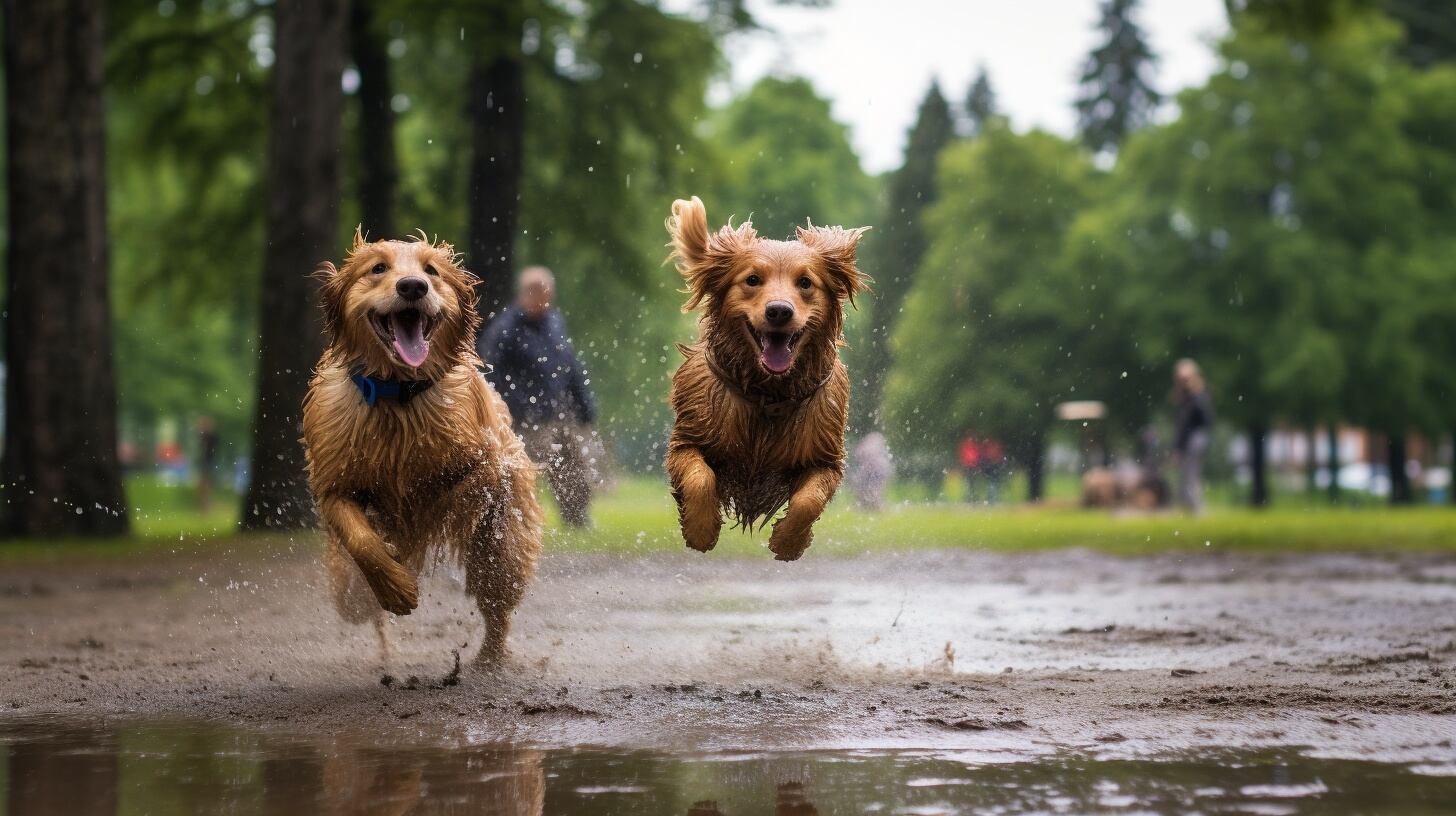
{"left": 667, "top": 196, "right": 708, "bottom": 269}
{"left": 797, "top": 223, "right": 872, "bottom": 306}
{"left": 313, "top": 260, "right": 347, "bottom": 343}
{"left": 666, "top": 196, "right": 758, "bottom": 311}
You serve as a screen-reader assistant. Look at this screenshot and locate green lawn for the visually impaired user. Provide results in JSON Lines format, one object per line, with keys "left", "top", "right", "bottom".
{"left": 553, "top": 477, "right": 1456, "bottom": 556}
{"left": 1, "top": 474, "right": 1452, "bottom": 562}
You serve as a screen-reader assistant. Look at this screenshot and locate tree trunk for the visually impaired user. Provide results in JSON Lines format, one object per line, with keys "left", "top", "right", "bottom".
{"left": 1, "top": 0, "right": 128, "bottom": 537}
{"left": 1024, "top": 436, "right": 1045, "bottom": 502}
{"left": 1450, "top": 427, "right": 1455, "bottom": 506}
{"left": 1388, "top": 432, "right": 1412, "bottom": 505}
{"left": 1326, "top": 425, "right": 1341, "bottom": 504}
{"left": 242, "top": 0, "right": 349, "bottom": 530}
{"left": 466, "top": 3, "right": 525, "bottom": 327}
{"left": 350, "top": 0, "right": 396, "bottom": 239}
{"left": 1248, "top": 422, "right": 1268, "bottom": 507}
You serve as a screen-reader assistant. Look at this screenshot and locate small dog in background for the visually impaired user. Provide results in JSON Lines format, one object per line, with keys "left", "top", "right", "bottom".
{"left": 664, "top": 196, "right": 869, "bottom": 560}
{"left": 302, "top": 229, "right": 543, "bottom": 666}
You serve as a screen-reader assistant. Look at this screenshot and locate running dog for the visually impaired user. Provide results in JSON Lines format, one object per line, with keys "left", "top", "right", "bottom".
{"left": 302, "top": 229, "right": 542, "bottom": 665}
{"left": 664, "top": 197, "right": 869, "bottom": 560}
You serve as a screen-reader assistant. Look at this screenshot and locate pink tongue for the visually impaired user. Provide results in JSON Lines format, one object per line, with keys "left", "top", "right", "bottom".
{"left": 761, "top": 336, "right": 793, "bottom": 373}
{"left": 391, "top": 312, "right": 430, "bottom": 368}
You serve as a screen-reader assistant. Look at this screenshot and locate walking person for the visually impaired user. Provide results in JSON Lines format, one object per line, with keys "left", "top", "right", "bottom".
{"left": 1172, "top": 358, "right": 1214, "bottom": 513}
{"left": 479, "top": 266, "right": 602, "bottom": 527}
{"left": 958, "top": 434, "right": 981, "bottom": 504}
{"left": 849, "top": 432, "right": 894, "bottom": 512}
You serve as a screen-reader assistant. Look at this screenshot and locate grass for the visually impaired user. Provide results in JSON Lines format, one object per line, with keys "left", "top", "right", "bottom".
{"left": 1, "top": 475, "right": 1452, "bottom": 562}
{"left": 552, "top": 477, "right": 1456, "bottom": 557}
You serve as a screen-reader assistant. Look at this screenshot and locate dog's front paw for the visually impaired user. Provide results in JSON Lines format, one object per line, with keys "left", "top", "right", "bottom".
{"left": 362, "top": 554, "right": 419, "bottom": 615}
{"left": 681, "top": 507, "right": 722, "bottom": 553}
{"left": 768, "top": 523, "right": 812, "bottom": 562}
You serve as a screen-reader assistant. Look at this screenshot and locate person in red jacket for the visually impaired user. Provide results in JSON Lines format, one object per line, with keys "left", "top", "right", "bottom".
{"left": 958, "top": 434, "right": 981, "bottom": 503}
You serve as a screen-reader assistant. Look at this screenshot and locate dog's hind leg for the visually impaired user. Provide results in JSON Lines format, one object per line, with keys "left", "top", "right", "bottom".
{"left": 768, "top": 466, "right": 842, "bottom": 561}
{"left": 667, "top": 446, "right": 722, "bottom": 552}
{"left": 464, "top": 465, "right": 543, "bottom": 668}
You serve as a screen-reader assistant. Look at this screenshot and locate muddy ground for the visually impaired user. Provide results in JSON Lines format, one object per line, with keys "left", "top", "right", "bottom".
{"left": 2, "top": 539, "right": 1454, "bottom": 763}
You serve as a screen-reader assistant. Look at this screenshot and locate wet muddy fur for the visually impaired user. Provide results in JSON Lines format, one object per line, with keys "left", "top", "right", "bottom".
{"left": 664, "top": 196, "right": 869, "bottom": 560}
{"left": 303, "top": 230, "right": 543, "bottom": 666}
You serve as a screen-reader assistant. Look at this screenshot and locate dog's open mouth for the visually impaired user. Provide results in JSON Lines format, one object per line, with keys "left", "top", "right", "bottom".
{"left": 369, "top": 308, "right": 437, "bottom": 368}
{"left": 747, "top": 322, "right": 802, "bottom": 375}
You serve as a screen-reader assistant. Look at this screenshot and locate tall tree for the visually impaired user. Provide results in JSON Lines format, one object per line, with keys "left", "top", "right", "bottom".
{"left": 1, "top": 0, "right": 129, "bottom": 537}
{"left": 350, "top": 0, "right": 397, "bottom": 239}
{"left": 466, "top": 1, "right": 526, "bottom": 323}
{"left": 1089, "top": 14, "right": 1428, "bottom": 507}
{"left": 1075, "top": 0, "right": 1162, "bottom": 154}
{"left": 707, "top": 76, "right": 874, "bottom": 238}
{"left": 963, "top": 65, "right": 999, "bottom": 138}
{"left": 242, "top": 0, "right": 349, "bottom": 530}
{"left": 850, "top": 81, "right": 953, "bottom": 433}
{"left": 884, "top": 128, "right": 1100, "bottom": 500}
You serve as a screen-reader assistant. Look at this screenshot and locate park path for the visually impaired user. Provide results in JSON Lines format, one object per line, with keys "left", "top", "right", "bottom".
{"left": 1, "top": 540, "right": 1454, "bottom": 765}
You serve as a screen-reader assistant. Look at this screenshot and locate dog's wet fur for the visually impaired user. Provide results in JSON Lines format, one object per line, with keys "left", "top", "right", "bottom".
{"left": 664, "top": 197, "right": 869, "bottom": 560}
{"left": 302, "top": 229, "right": 543, "bottom": 666}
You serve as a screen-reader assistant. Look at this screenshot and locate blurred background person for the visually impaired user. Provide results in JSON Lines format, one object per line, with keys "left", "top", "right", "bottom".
{"left": 981, "top": 436, "right": 1006, "bottom": 504}
{"left": 849, "top": 432, "right": 894, "bottom": 512}
{"left": 1172, "top": 358, "right": 1214, "bottom": 513}
{"left": 958, "top": 433, "right": 982, "bottom": 504}
{"left": 479, "top": 266, "right": 601, "bottom": 527}
{"left": 196, "top": 416, "right": 219, "bottom": 512}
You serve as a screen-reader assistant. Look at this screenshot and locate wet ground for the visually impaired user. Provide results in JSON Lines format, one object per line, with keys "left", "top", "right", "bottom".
{"left": 4, "top": 718, "right": 1456, "bottom": 814}
{"left": 2, "top": 540, "right": 1455, "bottom": 812}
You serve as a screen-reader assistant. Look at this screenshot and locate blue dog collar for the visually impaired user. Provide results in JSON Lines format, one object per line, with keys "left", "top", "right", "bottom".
{"left": 349, "top": 366, "right": 434, "bottom": 407}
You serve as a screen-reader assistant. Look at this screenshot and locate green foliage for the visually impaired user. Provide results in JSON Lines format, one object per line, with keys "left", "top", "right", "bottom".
{"left": 106, "top": 0, "right": 270, "bottom": 451}
{"left": 1103, "top": 14, "right": 1440, "bottom": 436}
{"left": 1075, "top": 0, "right": 1162, "bottom": 153}
{"left": 851, "top": 80, "right": 955, "bottom": 431}
{"left": 703, "top": 76, "right": 875, "bottom": 239}
{"left": 883, "top": 127, "right": 1103, "bottom": 471}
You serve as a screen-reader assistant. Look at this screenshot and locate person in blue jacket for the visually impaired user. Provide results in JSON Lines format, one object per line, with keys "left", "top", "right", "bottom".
{"left": 478, "top": 266, "right": 602, "bottom": 526}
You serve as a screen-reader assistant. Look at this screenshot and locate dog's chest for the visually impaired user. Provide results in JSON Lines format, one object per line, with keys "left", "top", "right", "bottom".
{"left": 701, "top": 408, "right": 823, "bottom": 525}
{"left": 311, "top": 379, "right": 495, "bottom": 495}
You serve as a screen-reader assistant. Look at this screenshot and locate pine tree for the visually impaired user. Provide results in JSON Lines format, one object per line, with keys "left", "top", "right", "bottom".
{"left": 853, "top": 81, "right": 955, "bottom": 433}
{"left": 1075, "top": 0, "right": 1162, "bottom": 154}
{"left": 964, "top": 64, "right": 999, "bottom": 138}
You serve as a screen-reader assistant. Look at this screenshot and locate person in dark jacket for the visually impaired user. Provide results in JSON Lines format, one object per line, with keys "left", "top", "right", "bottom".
{"left": 478, "top": 266, "right": 601, "bottom": 526}
{"left": 1172, "top": 358, "right": 1214, "bottom": 513}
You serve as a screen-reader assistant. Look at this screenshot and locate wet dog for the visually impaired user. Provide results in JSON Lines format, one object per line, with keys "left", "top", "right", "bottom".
{"left": 664, "top": 197, "right": 869, "bottom": 560}
{"left": 302, "top": 230, "right": 542, "bottom": 665}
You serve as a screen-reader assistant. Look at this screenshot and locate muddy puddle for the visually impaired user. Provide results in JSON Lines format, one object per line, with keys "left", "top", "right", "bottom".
{"left": 3, "top": 717, "right": 1455, "bottom": 815}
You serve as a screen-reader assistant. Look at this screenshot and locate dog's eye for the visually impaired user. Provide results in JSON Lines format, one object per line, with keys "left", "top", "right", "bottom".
{"left": 371, "top": 263, "right": 388, "bottom": 275}
{"left": 745, "top": 274, "right": 761, "bottom": 287}
{"left": 797, "top": 276, "right": 813, "bottom": 290}
{"left": 425, "top": 264, "right": 438, "bottom": 277}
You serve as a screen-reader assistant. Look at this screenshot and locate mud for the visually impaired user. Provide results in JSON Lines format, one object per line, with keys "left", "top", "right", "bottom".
{"left": 2, "top": 540, "right": 1454, "bottom": 766}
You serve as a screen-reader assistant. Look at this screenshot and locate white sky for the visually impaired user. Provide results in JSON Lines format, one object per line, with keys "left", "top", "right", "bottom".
{"left": 700, "top": 0, "right": 1229, "bottom": 173}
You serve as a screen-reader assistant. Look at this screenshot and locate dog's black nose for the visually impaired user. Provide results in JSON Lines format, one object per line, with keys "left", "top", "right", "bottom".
{"left": 396, "top": 276, "right": 428, "bottom": 301}
{"left": 765, "top": 300, "right": 795, "bottom": 327}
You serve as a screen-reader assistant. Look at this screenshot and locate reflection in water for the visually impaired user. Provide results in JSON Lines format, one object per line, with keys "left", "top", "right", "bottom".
{"left": 2, "top": 719, "right": 1455, "bottom": 815}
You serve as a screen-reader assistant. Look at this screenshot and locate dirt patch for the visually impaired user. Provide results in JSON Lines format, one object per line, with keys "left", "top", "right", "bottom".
{"left": 1, "top": 543, "right": 1454, "bottom": 761}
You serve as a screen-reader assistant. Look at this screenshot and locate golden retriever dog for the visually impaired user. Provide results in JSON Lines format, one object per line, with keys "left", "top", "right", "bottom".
{"left": 302, "top": 229, "right": 543, "bottom": 666}
{"left": 664, "top": 197, "right": 869, "bottom": 560}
